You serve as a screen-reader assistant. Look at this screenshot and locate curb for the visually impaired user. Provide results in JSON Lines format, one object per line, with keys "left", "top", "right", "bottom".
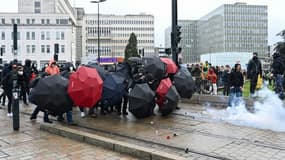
{"left": 40, "top": 124, "right": 186, "bottom": 160}
{"left": 181, "top": 94, "right": 254, "bottom": 107}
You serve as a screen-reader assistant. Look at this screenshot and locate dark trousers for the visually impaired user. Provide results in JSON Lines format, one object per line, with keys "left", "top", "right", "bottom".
{"left": 6, "top": 92, "right": 12, "bottom": 113}
{"left": 250, "top": 75, "right": 258, "bottom": 94}
{"left": 20, "top": 86, "right": 27, "bottom": 104}
{"left": 31, "top": 106, "right": 49, "bottom": 120}
{"left": 223, "top": 84, "right": 230, "bottom": 96}
{"left": 0, "top": 91, "right": 6, "bottom": 105}
{"left": 117, "top": 95, "right": 128, "bottom": 113}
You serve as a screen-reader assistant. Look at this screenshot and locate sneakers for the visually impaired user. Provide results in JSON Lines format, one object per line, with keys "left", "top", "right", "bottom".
{"left": 80, "top": 112, "right": 85, "bottom": 118}
{"left": 7, "top": 113, "right": 13, "bottom": 117}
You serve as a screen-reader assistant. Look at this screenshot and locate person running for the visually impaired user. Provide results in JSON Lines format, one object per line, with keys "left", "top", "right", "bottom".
{"left": 228, "top": 64, "right": 244, "bottom": 107}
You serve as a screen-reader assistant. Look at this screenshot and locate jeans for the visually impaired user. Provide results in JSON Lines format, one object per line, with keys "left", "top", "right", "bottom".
{"left": 274, "top": 74, "right": 284, "bottom": 98}
{"left": 228, "top": 87, "right": 242, "bottom": 107}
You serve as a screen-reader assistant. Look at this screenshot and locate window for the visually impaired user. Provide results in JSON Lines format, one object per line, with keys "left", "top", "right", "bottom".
{"left": 61, "top": 45, "right": 65, "bottom": 53}
{"left": 32, "top": 45, "right": 36, "bottom": 53}
{"left": 31, "top": 19, "right": 35, "bottom": 24}
{"left": 1, "top": 18, "right": 5, "bottom": 24}
{"left": 1, "top": 45, "right": 5, "bottom": 54}
{"left": 56, "top": 19, "right": 60, "bottom": 24}
{"left": 35, "top": 1, "right": 41, "bottom": 13}
{"left": 11, "top": 19, "right": 15, "bottom": 24}
{"left": 16, "top": 19, "right": 20, "bottom": 24}
{"left": 41, "top": 31, "right": 45, "bottom": 40}
{"left": 61, "top": 32, "right": 65, "bottom": 40}
{"left": 31, "top": 32, "right": 35, "bottom": 40}
{"left": 46, "top": 45, "right": 50, "bottom": 53}
{"left": 41, "top": 45, "right": 45, "bottom": 53}
{"left": 41, "top": 19, "right": 45, "bottom": 24}
{"left": 26, "top": 32, "right": 30, "bottom": 40}
{"left": 46, "top": 19, "right": 50, "bottom": 24}
{"left": 26, "top": 45, "right": 31, "bottom": 53}
{"left": 46, "top": 32, "right": 50, "bottom": 40}
{"left": 1, "top": 32, "right": 5, "bottom": 40}
{"left": 56, "top": 31, "right": 60, "bottom": 40}
{"left": 26, "top": 19, "right": 30, "bottom": 24}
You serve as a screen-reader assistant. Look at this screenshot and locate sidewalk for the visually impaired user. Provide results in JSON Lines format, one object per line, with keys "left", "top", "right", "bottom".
{"left": 0, "top": 108, "right": 137, "bottom": 160}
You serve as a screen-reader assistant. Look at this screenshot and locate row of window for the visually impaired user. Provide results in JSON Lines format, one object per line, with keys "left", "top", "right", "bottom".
{"left": 0, "top": 18, "right": 69, "bottom": 25}
{"left": 0, "top": 44, "right": 65, "bottom": 54}
{"left": 86, "top": 20, "right": 153, "bottom": 25}
{"left": 0, "top": 31, "right": 65, "bottom": 41}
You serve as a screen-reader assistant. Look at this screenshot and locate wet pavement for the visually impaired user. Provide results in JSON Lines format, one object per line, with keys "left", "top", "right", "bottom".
{"left": 0, "top": 108, "right": 137, "bottom": 160}
{"left": 5, "top": 101, "right": 285, "bottom": 160}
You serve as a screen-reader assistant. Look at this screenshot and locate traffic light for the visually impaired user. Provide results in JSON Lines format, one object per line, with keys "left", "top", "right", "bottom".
{"left": 175, "top": 25, "right": 182, "bottom": 45}
{"left": 13, "top": 24, "right": 17, "bottom": 53}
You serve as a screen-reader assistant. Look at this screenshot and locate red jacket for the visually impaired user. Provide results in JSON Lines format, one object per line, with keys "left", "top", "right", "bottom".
{"left": 207, "top": 68, "right": 217, "bottom": 83}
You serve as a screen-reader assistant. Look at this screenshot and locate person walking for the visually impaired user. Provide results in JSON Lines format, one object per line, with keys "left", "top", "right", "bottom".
{"left": 247, "top": 52, "right": 262, "bottom": 98}
{"left": 45, "top": 60, "right": 60, "bottom": 76}
{"left": 272, "top": 52, "right": 285, "bottom": 99}
{"left": 228, "top": 64, "right": 244, "bottom": 107}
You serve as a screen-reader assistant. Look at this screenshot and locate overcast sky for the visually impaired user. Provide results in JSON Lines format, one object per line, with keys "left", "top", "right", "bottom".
{"left": 0, "top": 0, "right": 284, "bottom": 46}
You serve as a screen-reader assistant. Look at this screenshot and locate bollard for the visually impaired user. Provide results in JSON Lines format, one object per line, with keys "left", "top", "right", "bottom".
{"left": 12, "top": 75, "right": 20, "bottom": 131}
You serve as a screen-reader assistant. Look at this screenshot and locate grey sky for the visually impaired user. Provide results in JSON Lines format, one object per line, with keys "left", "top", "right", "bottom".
{"left": 0, "top": 0, "right": 284, "bottom": 46}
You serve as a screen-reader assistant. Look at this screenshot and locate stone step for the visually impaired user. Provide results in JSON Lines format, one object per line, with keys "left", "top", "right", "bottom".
{"left": 40, "top": 123, "right": 187, "bottom": 160}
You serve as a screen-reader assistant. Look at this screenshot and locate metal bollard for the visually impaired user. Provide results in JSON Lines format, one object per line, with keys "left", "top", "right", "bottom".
{"left": 12, "top": 77, "right": 20, "bottom": 131}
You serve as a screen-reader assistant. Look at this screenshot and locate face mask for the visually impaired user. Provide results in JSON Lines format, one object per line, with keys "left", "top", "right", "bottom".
{"left": 69, "top": 67, "right": 73, "bottom": 71}
{"left": 18, "top": 71, "right": 23, "bottom": 75}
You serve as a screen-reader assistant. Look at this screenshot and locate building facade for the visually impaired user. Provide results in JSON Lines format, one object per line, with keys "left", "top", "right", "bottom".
{"left": 81, "top": 14, "right": 155, "bottom": 63}
{"left": 165, "top": 2, "right": 268, "bottom": 64}
{"left": 0, "top": 0, "right": 76, "bottom": 67}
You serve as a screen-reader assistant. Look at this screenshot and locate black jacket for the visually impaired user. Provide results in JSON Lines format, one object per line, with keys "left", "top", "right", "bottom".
{"left": 272, "top": 53, "right": 285, "bottom": 75}
{"left": 247, "top": 57, "right": 262, "bottom": 78}
{"left": 229, "top": 70, "right": 244, "bottom": 88}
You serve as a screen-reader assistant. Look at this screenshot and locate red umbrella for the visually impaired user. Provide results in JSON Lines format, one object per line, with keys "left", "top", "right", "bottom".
{"left": 68, "top": 66, "right": 103, "bottom": 108}
{"left": 160, "top": 58, "right": 178, "bottom": 74}
{"left": 156, "top": 78, "right": 172, "bottom": 97}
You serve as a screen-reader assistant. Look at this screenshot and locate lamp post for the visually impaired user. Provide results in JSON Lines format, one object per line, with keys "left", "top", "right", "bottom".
{"left": 91, "top": 0, "right": 107, "bottom": 64}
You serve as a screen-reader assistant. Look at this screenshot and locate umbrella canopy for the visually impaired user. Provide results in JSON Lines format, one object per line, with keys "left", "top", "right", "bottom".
{"left": 102, "top": 73, "right": 125, "bottom": 106}
{"left": 86, "top": 62, "right": 106, "bottom": 80}
{"left": 161, "top": 86, "right": 179, "bottom": 116}
{"left": 173, "top": 68, "right": 195, "bottom": 98}
{"left": 156, "top": 78, "right": 172, "bottom": 97}
{"left": 160, "top": 58, "right": 178, "bottom": 74}
{"left": 128, "top": 57, "right": 142, "bottom": 64}
{"left": 29, "top": 75, "right": 73, "bottom": 115}
{"left": 116, "top": 62, "right": 132, "bottom": 81}
{"left": 68, "top": 66, "right": 103, "bottom": 108}
{"left": 128, "top": 83, "right": 155, "bottom": 118}
{"left": 142, "top": 56, "right": 166, "bottom": 80}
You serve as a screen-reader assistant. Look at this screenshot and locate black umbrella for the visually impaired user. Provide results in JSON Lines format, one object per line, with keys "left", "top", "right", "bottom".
{"left": 86, "top": 62, "right": 106, "bottom": 80}
{"left": 173, "top": 68, "right": 195, "bottom": 98}
{"left": 128, "top": 57, "right": 142, "bottom": 63}
{"left": 116, "top": 62, "right": 132, "bottom": 80}
{"left": 161, "top": 86, "right": 179, "bottom": 116}
{"left": 102, "top": 73, "right": 125, "bottom": 106}
{"left": 128, "top": 83, "right": 155, "bottom": 118}
{"left": 29, "top": 75, "right": 73, "bottom": 116}
{"left": 142, "top": 56, "right": 166, "bottom": 80}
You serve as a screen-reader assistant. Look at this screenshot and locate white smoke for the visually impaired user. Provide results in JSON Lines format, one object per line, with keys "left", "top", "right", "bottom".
{"left": 208, "top": 84, "right": 285, "bottom": 132}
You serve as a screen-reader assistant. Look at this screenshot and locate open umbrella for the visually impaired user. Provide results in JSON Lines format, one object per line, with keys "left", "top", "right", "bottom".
{"left": 29, "top": 75, "right": 73, "bottom": 116}
{"left": 161, "top": 86, "right": 179, "bottom": 116}
{"left": 102, "top": 73, "right": 125, "bottom": 106}
{"left": 116, "top": 62, "right": 132, "bottom": 81}
{"left": 128, "top": 83, "right": 155, "bottom": 118}
{"left": 68, "top": 66, "right": 103, "bottom": 108}
{"left": 156, "top": 78, "right": 172, "bottom": 97}
{"left": 142, "top": 56, "right": 166, "bottom": 80}
{"left": 173, "top": 68, "right": 195, "bottom": 98}
{"left": 160, "top": 58, "right": 178, "bottom": 74}
{"left": 86, "top": 62, "right": 106, "bottom": 80}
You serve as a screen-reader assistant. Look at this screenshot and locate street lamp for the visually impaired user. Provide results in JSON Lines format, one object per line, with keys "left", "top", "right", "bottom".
{"left": 90, "top": 0, "right": 107, "bottom": 64}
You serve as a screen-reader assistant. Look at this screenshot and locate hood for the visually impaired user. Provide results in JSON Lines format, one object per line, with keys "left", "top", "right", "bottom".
{"left": 49, "top": 60, "right": 55, "bottom": 66}
{"left": 25, "top": 59, "right": 32, "bottom": 67}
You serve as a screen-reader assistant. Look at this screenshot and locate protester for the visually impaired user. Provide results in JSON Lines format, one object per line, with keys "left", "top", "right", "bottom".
{"left": 207, "top": 67, "right": 217, "bottom": 95}
{"left": 247, "top": 52, "right": 262, "bottom": 98}
{"left": 228, "top": 63, "right": 244, "bottom": 107}
{"left": 272, "top": 52, "right": 285, "bottom": 99}
{"left": 45, "top": 60, "right": 60, "bottom": 76}
{"left": 222, "top": 65, "right": 231, "bottom": 96}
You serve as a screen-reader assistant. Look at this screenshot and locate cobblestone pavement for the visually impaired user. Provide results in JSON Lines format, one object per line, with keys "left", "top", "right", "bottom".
{"left": 3, "top": 101, "right": 285, "bottom": 160}
{"left": 0, "top": 108, "right": 137, "bottom": 160}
